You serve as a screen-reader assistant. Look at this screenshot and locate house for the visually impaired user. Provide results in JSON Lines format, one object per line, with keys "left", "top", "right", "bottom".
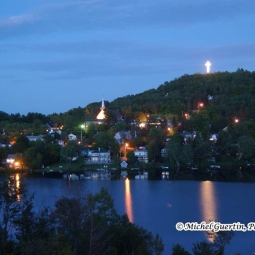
{"left": 81, "top": 149, "right": 94, "bottom": 157}
{"left": 68, "top": 134, "right": 77, "bottom": 141}
{"left": 0, "top": 142, "right": 11, "bottom": 148}
{"left": 134, "top": 148, "right": 148, "bottom": 163}
{"left": 161, "top": 148, "right": 168, "bottom": 158}
{"left": 120, "top": 161, "right": 128, "bottom": 168}
{"left": 114, "top": 131, "right": 132, "bottom": 144}
{"left": 57, "top": 140, "right": 64, "bottom": 146}
{"left": 209, "top": 134, "right": 218, "bottom": 142}
{"left": 181, "top": 131, "right": 196, "bottom": 143}
{"left": 46, "top": 123, "right": 63, "bottom": 135}
{"left": 26, "top": 135, "right": 44, "bottom": 142}
{"left": 89, "top": 148, "right": 111, "bottom": 164}
{"left": 2, "top": 154, "right": 22, "bottom": 169}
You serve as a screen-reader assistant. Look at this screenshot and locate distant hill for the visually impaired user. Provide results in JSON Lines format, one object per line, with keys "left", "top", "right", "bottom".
{"left": 102, "top": 69, "right": 255, "bottom": 124}
{"left": 1, "top": 69, "right": 255, "bottom": 134}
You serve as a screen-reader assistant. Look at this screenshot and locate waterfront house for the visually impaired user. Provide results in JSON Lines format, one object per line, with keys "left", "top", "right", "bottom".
{"left": 120, "top": 161, "right": 128, "bottom": 168}
{"left": 134, "top": 148, "right": 148, "bottom": 163}
{"left": 2, "top": 154, "right": 22, "bottom": 168}
{"left": 89, "top": 148, "right": 110, "bottom": 164}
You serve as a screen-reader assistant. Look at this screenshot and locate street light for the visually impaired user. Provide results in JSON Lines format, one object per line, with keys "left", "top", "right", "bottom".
{"left": 198, "top": 102, "right": 204, "bottom": 112}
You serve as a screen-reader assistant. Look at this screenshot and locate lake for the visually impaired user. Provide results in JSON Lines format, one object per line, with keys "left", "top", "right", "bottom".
{"left": 24, "top": 176, "right": 255, "bottom": 255}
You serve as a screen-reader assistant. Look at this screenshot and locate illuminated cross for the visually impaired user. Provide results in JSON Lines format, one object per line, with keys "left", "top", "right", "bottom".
{"left": 205, "top": 61, "right": 211, "bottom": 73}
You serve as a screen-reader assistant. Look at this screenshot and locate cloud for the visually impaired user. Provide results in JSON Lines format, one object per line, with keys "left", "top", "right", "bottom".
{"left": 0, "top": 0, "right": 254, "bottom": 39}
{"left": 0, "top": 13, "right": 34, "bottom": 27}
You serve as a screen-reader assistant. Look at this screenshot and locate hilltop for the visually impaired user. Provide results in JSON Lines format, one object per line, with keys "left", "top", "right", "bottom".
{"left": 1, "top": 69, "right": 255, "bottom": 133}
{"left": 85, "top": 69, "right": 255, "bottom": 129}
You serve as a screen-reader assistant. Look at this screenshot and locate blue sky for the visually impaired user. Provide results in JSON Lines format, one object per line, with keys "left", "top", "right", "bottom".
{"left": 1, "top": 0, "right": 255, "bottom": 115}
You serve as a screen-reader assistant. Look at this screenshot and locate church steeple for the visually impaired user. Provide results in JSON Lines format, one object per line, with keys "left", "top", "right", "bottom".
{"left": 101, "top": 98, "right": 105, "bottom": 110}
{"left": 96, "top": 98, "right": 106, "bottom": 120}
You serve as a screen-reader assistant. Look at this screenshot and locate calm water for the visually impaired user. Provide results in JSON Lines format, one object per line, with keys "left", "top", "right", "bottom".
{"left": 24, "top": 177, "right": 255, "bottom": 255}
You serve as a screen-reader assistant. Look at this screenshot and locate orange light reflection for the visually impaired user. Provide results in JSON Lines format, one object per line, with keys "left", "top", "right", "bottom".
{"left": 15, "top": 173, "right": 21, "bottom": 202}
{"left": 200, "top": 181, "right": 218, "bottom": 242}
{"left": 125, "top": 178, "right": 134, "bottom": 223}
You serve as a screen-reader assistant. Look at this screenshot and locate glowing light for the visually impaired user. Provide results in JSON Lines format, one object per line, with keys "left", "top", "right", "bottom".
{"left": 96, "top": 98, "right": 106, "bottom": 120}
{"left": 139, "top": 122, "right": 146, "bottom": 128}
{"left": 205, "top": 61, "right": 211, "bottom": 73}
{"left": 125, "top": 178, "right": 133, "bottom": 222}
{"left": 96, "top": 109, "right": 106, "bottom": 119}
{"left": 198, "top": 102, "right": 204, "bottom": 111}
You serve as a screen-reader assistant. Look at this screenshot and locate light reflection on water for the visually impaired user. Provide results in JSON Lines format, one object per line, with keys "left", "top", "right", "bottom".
{"left": 22, "top": 178, "right": 255, "bottom": 255}
{"left": 7, "top": 173, "right": 21, "bottom": 202}
{"left": 200, "top": 181, "right": 218, "bottom": 222}
{"left": 200, "top": 181, "right": 218, "bottom": 242}
{"left": 124, "top": 178, "right": 134, "bottom": 222}
{"left": 15, "top": 173, "right": 21, "bottom": 202}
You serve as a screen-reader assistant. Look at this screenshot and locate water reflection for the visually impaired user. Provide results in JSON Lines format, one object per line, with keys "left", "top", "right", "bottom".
{"left": 15, "top": 173, "right": 21, "bottom": 202}
{"left": 7, "top": 173, "right": 21, "bottom": 202}
{"left": 200, "top": 181, "right": 218, "bottom": 241}
{"left": 124, "top": 178, "right": 134, "bottom": 222}
{"left": 200, "top": 181, "right": 218, "bottom": 221}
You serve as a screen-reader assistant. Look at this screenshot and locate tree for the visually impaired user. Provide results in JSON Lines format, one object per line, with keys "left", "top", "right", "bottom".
{"left": 192, "top": 134, "right": 211, "bottom": 163}
{"left": 192, "top": 230, "right": 234, "bottom": 255}
{"left": 166, "top": 134, "right": 193, "bottom": 176}
{"left": 93, "top": 131, "right": 119, "bottom": 154}
{"left": 11, "top": 135, "right": 30, "bottom": 153}
{"left": 60, "top": 141, "right": 78, "bottom": 170}
{"left": 171, "top": 244, "right": 191, "bottom": 255}
{"left": 147, "top": 128, "right": 166, "bottom": 162}
{"left": 126, "top": 151, "right": 137, "bottom": 166}
{"left": 237, "top": 135, "right": 255, "bottom": 160}
{"left": 24, "top": 147, "right": 43, "bottom": 169}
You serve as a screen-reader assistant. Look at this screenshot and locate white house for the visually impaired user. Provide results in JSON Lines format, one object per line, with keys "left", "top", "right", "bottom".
{"left": 114, "top": 131, "right": 132, "bottom": 144}
{"left": 0, "top": 142, "right": 11, "bottom": 148}
{"left": 120, "top": 161, "right": 128, "bottom": 168}
{"left": 2, "top": 154, "right": 22, "bottom": 168}
{"left": 26, "top": 135, "right": 44, "bottom": 142}
{"left": 134, "top": 148, "right": 148, "bottom": 163}
{"left": 68, "top": 134, "right": 77, "bottom": 140}
{"left": 90, "top": 148, "right": 110, "bottom": 163}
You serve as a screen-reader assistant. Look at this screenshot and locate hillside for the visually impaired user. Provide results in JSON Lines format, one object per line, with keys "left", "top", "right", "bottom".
{"left": 108, "top": 69, "right": 255, "bottom": 118}
{"left": 1, "top": 69, "right": 255, "bottom": 134}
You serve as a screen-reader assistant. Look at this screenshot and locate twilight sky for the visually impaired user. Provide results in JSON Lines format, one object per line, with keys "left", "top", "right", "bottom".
{"left": 1, "top": 0, "right": 255, "bottom": 115}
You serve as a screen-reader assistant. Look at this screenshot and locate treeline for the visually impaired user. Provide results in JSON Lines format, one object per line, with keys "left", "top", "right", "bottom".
{"left": 1, "top": 69, "right": 255, "bottom": 135}
{"left": 0, "top": 175, "right": 164, "bottom": 255}
{"left": 109, "top": 69, "right": 255, "bottom": 122}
